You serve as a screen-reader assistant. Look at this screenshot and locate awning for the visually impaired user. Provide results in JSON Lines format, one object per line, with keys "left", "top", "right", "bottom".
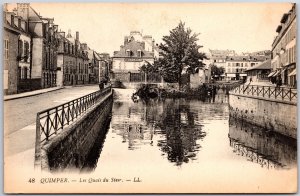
{"left": 240, "top": 73, "right": 247, "bottom": 76}
{"left": 267, "top": 71, "right": 276, "bottom": 77}
{"left": 288, "top": 68, "right": 297, "bottom": 76}
{"left": 281, "top": 68, "right": 287, "bottom": 74}
{"left": 273, "top": 70, "right": 281, "bottom": 77}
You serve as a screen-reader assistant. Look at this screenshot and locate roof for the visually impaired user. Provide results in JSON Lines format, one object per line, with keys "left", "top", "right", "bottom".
{"left": 245, "top": 59, "right": 271, "bottom": 72}
{"left": 226, "top": 55, "right": 269, "bottom": 62}
{"left": 94, "top": 52, "right": 102, "bottom": 61}
{"left": 113, "top": 40, "right": 154, "bottom": 58}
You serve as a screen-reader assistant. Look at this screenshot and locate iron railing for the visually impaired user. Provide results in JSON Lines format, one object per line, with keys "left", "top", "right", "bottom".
{"left": 229, "top": 138, "right": 283, "bottom": 169}
{"left": 36, "top": 87, "right": 111, "bottom": 143}
{"left": 231, "top": 85, "right": 297, "bottom": 102}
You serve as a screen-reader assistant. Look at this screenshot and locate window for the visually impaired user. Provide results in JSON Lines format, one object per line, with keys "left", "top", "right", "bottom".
{"left": 241, "top": 63, "right": 243, "bottom": 67}
{"left": 18, "top": 18, "right": 21, "bottom": 28}
{"left": 24, "top": 41, "right": 29, "bottom": 62}
{"left": 24, "top": 67, "right": 28, "bottom": 79}
{"left": 137, "top": 50, "right": 142, "bottom": 57}
{"left": 11, "top": 15, "right": 14, "bottom": 25}
{"left": 24, "top": 21, "right": 28, "bottom": 32}
{"left": 126, "top": 50, "right": 131, "bottom": 56}
{"left": 18, "top": 40, "right": 23, "bottom": 56}
{"left": 4, "top": 40, "right": 9, "bottom": 60}
{"left": 228, "top": 63, "right": 231, "bottom": 67}
{"left": 64, "top": 42, "right": 67, "bottom": 53}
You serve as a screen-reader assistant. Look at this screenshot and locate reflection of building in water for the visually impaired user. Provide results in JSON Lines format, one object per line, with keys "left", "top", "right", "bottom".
{"left": 228, "top": 117, "right": 297, "bottom": 169}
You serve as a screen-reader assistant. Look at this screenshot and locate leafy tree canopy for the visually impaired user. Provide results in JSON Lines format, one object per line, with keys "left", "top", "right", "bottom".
{"left": 211, "top": 65, "right": 225, "bottom": 77}
{"left": 139, "top": 61, "right": 159, "bottom": 74}
{"left": 158, "top": 21, "right": 207, "bottom": 84}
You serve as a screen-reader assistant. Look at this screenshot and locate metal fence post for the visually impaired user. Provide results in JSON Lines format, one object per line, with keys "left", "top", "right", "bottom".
{"left": 67, "top": 103, "right": 70, "bottom": 125}
{"left": 62, "top": 104, "right": 65, "bottom": 128}
{"left": 34, "top": 113, "right": 41, "bottom": 170}
{"left": 55, "top": 107, "right": 58, "bottom": 134}
{"left": 46, "top": 111, "right": 50, "bottom": 141}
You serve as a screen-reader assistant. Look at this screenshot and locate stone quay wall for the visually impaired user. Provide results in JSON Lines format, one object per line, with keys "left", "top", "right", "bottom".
{"left": 40, "top": 91, "right": 113, "bottom": 171}
{"left": 229, "top": 93, "right": 297, "bottom": 139}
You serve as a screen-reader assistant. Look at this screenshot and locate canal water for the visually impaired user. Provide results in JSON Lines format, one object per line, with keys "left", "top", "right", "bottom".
{"left": 81, "top": 89, "right": 297, "bottom": 193}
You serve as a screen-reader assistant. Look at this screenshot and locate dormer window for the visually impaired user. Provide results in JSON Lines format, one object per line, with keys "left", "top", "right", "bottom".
{"left": 137, "top": 50, "right": 142, "bottom": 57}
{"left": 126, "top": 49, "right": 131, "bottom": 56}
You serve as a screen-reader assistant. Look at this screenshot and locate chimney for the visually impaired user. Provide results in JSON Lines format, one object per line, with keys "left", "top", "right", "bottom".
{"left": 66, "top": 29, "right": 72, "bottom": 38}
{"left": 76, "top": 31, "right": 79, "bottom": 41}
{"left": 4, "top": 3, "right": 8, "bottom": 12}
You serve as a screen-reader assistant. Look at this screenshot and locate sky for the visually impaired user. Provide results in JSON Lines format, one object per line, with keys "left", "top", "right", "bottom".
{"left": 8, "top": 2, "right": 293, "bottom": 55}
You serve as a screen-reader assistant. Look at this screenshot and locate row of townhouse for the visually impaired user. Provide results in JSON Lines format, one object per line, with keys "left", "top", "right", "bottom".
{"left": 3, "top": 3, "right": 110, "bottom": 95}
{"left": 208, "top": 49, "right": 271, "bottom": 81}
{"left": 269, "top": 3, "right": 296, "bottom": 88}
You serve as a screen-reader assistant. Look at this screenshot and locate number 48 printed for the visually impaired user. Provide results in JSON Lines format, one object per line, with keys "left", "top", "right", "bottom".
{"left": 28, "top": 178, "right": 35, "bottom": 183}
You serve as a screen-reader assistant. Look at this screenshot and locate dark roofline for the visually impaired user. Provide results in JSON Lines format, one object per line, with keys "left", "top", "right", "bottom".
{"left": 4, "top": 25, "right": 21, "bottom": 35}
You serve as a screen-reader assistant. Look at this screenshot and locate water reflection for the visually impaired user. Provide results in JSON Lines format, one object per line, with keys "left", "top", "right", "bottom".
{"left": 109, "top": 90, "right": 228, "bottom": 166}
{"left": 156, "top": 99, "right": 206, "bottom": 165}
{"left": 228, "top": 117, "right": 297, "bottom": 169}
{"left": 83, "top": 89, "right": 296, "bottom": 172}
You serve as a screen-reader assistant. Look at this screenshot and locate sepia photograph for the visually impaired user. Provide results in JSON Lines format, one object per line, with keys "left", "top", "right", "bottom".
{"left": 2, "top": 2, "right": 297, "bottom": 193}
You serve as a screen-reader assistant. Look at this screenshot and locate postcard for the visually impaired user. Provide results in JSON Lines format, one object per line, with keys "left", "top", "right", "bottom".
{"left": 3, "top": 2, "right": 297, "bottom": 193}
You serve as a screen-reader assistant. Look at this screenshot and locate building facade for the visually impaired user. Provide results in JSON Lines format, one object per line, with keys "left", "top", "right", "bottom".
{"left": 209, "top": 49, "right": 236, "bottom": 68}
{"left": 112, "top": 31, "right": 158, "bottom": 82}
{"left": 225, "top": 54, "right": 270, "bottom": 80}
{"left": 4, "top": 3, "right": 108, "bottom": 94}
{"left": 270, "top": 3, "right": 296, "bottom": 88}
{"left": 245, "top": 59, "right": 272, "bottom": 83}
{"left": 57, "top": 30, "right": 89, "bottom": 86}
{"left": 3, "top": 5, "right": 33, "bottom": 94}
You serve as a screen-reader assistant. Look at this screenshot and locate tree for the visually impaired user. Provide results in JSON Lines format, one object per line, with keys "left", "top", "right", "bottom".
{"left": 159, "top": 21, "right": 207, "bottom": 89}
{"left": 139, "top": 61, "right": 158, "bottom": 74}
{"left": 210, "top": 65, "right": 225, "bottom": 78}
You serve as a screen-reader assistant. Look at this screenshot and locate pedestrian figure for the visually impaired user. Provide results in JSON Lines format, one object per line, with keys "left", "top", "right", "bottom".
{"left": 276, "top": 77, "right": 282, "bottom": 88}
{"left": 250, "top": 77, "right": 252, "bottom": 83}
